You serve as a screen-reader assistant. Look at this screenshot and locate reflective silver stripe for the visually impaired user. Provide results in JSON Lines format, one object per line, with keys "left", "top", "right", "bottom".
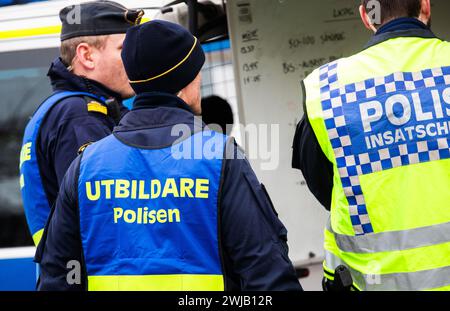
{"left": 326, "top": 218, "right": 450, "bottom": 253}
{"left": 324, "top": 251, "right": 450, "bottom": 291}
{"left": 375, "top": 266, "right": 450, "bottom": 291}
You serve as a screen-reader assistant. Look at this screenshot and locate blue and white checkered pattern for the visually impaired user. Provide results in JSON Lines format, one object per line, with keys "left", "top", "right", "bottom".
{"left": 319, "top": 63, "right": 450, "bottom": 235}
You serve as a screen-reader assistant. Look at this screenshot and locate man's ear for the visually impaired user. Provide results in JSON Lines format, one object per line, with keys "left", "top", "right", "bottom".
{"left": 419, "top": 0, "right": 431, "bottom": 25}
{"left": 75, "top": 43, "right": 95, "bottom": 70}
{"left": 359, "top": 4, "right": 376, "bottom": 32}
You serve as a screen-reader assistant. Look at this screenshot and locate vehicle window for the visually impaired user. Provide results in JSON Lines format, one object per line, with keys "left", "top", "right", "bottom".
{"left": 0, "top": 48, "right": 58, "bottom": 247}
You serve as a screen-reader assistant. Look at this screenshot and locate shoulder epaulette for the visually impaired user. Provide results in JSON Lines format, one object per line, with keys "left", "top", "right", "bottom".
{"left": 87, "top": 100, "right": 108, "bottom": 115}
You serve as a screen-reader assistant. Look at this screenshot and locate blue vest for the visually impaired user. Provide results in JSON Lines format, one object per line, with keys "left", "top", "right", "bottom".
{"left": 20, "top": 91, "right": 102, "bottom": 246}
{"left": 77, "top": 130, "right": 227, "bottom": 291}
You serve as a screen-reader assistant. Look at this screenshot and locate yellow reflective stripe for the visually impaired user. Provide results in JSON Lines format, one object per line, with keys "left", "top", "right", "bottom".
{"left": 88, "top": 274, "right": 224, "bottom": 291}
{"left": 32, "top": 229, "right": 44, "bottom": 246}
{"left": 87, "top": 102, "right": 107, "bottom": 115}
{"left": 424, "top": 284, "right": 450, "bottom": 291}
{"left": 0, "top": 25, "right": 61, "bottom": 39}
{"left": 20, "top": 174, "right": 24, "bottom": 189}
{"left": 0, "top": 18, "right": 150, "bottom": 40}
{"left": 129, "top": 37, "right": 198, "bottom": 84}
{"left": 322, "top": 262, "right": 336, "bottom": 281}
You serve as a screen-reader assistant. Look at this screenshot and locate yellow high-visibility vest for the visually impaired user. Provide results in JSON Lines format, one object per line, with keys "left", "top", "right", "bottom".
{"left": 304, "top": 36, "right": 450, "bottom": 291}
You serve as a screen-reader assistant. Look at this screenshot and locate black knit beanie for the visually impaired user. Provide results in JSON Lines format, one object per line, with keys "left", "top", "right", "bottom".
{"left": 121, "top": 20, "right": 205, "bottom": 94}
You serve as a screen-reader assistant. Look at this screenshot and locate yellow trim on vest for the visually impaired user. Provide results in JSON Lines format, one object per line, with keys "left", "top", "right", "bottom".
{"left": 88, "top": 274, "right": 224, "bottom": 291}
{"left": 32, "top": 229, "right": 44, "bottom": 246}
{"left": 129, "top": 37, "right": 198, "bottom": 84}
{"left": 87, "top": 102, "right": 107, "bottom": 115}
{"left": 425, "top": 284, "right": 450, "bottom": 291}
{"left": 323, "top": 263, "right": 335, "bottom": 281}
{"left": 20, "top": 174, "right": 24, "bottom": 189}
{"left": 0, "top": 18, "right": 150, "bottom": 40}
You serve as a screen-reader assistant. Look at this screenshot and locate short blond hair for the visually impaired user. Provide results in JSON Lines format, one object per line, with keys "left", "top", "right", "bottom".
{"left": 60, "top": 35, "right": 108, "bottom": 67}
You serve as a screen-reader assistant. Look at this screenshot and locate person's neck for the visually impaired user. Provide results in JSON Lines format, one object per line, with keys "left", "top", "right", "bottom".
{"left": 48, "top": 58, "right": 123, "bottom": 103}
{"left": 375, "top": 17, "right": 429, "bottom": 35}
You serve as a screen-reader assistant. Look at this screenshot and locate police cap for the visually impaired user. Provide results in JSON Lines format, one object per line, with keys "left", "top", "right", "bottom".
{"left": 59, "top": 0, "right": 144, "bottom": 41}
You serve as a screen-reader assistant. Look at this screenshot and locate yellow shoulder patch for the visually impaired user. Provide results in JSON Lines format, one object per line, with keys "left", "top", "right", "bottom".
{"left": 87, "top": 101, "right": 107, "bottom": 115}
{"left": 78, "top": 142, "right": 93, "bottom": 155}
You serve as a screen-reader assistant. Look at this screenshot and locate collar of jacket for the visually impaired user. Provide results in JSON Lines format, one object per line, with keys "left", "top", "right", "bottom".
{"left": 364, "top": 17, "right": 437, "bottom": 50}
{"left": 47, "top": 57, "right": 124, "bottom": 103}
{"left": 132, "top": 91, "right": 194, "bottom": 113}
{"left": 114, "top": 92, "right": 202, "bottom": 132}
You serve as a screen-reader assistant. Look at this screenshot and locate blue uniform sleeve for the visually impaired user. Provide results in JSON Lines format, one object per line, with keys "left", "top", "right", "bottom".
{"left": 53, "top": 115, "right": 111, "bottom": 185}
{"left": 220, "top": 140, "right": 302, "bottom": 291}
{"left": 36, "top": 156, "right": 85, "bottom": 291}
{"left": 40, "top": 96, "right": 115, "bottom": 186}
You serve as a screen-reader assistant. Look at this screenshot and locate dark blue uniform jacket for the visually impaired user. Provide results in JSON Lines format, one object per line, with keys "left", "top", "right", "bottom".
{"left": 36, "top": 92, "right": 302, "bottom": 291}
{"left": 37, "top": 58, "right": 128, "bottom": 211}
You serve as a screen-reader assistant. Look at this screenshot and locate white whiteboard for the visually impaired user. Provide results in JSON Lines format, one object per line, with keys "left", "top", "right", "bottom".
{"left": 226, "top": 0, "right": 450, "bottom": 264}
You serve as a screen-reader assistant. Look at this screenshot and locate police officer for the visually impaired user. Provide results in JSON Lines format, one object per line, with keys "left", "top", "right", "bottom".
{"left": 292, "top": 0, "right": 450, "bottom": 291}
{"left": 19, "top": 1, "right": 144, "bottom": 246}
{"left": 38, "top": 20, "right": 302, "bottom": 291}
